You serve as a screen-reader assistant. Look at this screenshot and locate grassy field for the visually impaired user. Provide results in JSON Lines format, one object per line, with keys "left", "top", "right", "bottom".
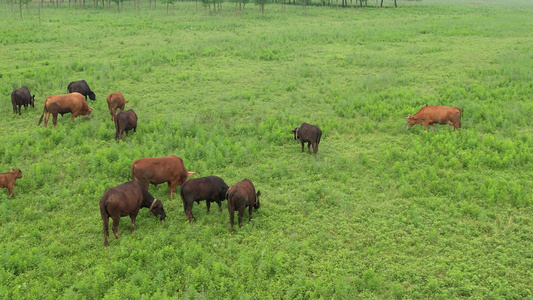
{"left": 1, "top": 0, "right": 533, "bottom": 298}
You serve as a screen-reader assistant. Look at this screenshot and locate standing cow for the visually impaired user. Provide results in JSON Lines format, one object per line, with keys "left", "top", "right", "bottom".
{"left": 226, "top": 179, "right": 260, "bottom": 232}
{"left": 107, "top": 92, "right": 129, "bottom": 121}
{"left": 67, "top": 80, "right": 95, "bottom": 101}
{"left": 131, "top": 155, "right": 196, "bottom": 199}
{"left": 115, "top": 109, "right": 137, "bottom": 141}
{"left": 180, "top": 176, "right": 229, "bottom": 223}
{"left": 38, "top": 93, "right": 94, "bottom": 127}
{"left": 292, "top": 122, "right": 322, "bottom": 159}
{"left": 11, "top": 86, "right": 35, "bottom": 115}
{"left": 406, "top": 105, "right": 462, "bottom": 131}
{"left": 0, "top": 169, "right": 22, "bottom": 199}
{"left": 99, "top": 181, "right": 166, "bottom": 246}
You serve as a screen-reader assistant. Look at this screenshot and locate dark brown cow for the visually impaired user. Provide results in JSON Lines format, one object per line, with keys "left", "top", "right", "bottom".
{"left": 292, "top": 122, "right": 322, "bottom": 159}
{"left": 107, "top": 92, "right": 129, "bottom": 121}
{"left": 180, "top": 176, "right": 229, "bottom": 223}
{"left": 131, "top": 155, "right": 195, "bottom": 199}
{"left": 67, "top": 80, "right": 95, "bottom": 101}
{"left": 99, "top": 181, "right": 166, "bottom": 246}
{"left": 11, "top": 86, "right": 35, "bottom": 115}
{"left": 226, "top": 179, "right": 260, "bottom": 232}
{"left": 0, "top": 169, "right": 22, "bottom": 199}
{"left": 406, "top": 105, "right": 462, "bottom": 131}
{"left": 115, "top": 109, "right": 137, "bottom": 141}
{"left": 37, "top": 93, "right": 94, "bottom": 128}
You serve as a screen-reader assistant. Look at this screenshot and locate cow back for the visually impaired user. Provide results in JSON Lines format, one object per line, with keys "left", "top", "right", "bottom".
{"left": 45, "top": 93, "right": 90, "bottom": 115}
{"left": 227, "top": 179, "right": 256, "bottom": 207}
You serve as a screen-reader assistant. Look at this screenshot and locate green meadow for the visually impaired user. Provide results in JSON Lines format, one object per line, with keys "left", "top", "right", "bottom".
{"left": 1, "top": 0, "right": 533, "bottom": 298}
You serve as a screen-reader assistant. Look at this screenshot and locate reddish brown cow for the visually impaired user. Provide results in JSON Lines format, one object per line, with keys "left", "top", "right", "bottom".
{"left": 131, "top": 155, "right": 195, "bottom": 199}
{"left": 38, "top": 93, "right": 94, "bottom": 128}
{"left": 0, "top": 169, "right": 22, "bottom": 199}
{"left": 99, "top": 181, "right": 166, "bottom": 246}
{"left": 406, "top": 105, "right": 462, "bottom": 131}
{"left": 226, "top": 179, "right": 261, "bottom": 232}
{"left": 106, "top": 92, "right": 129, "bottom": 122}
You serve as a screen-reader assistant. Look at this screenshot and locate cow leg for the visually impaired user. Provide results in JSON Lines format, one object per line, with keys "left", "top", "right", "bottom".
{"left": 12, "top": 102, "right": 17, "bottom": 114}
{"left": 312, "top": 142, "right": 318, "bottom": 158}
{"left": 7, "top": 185, "right": 14, "bottom": 199}
{"left": 44, "top": 112, "right": 50, "bottom": 128}
{"left": 129, "top": 214, "right": 136, "bottom": 232}
{"left": 102, "top": 216, "right": 110, "bottom": 246}
{"left": 307, "top": 142, "right": 312, "bottom": 154}
{"left": 248, "top": 205, "right": 253, "bottom": 221}
{"left": 168, "top": 182, "right": 175, "bottom": 199}
{"left": 300, "top": 141, "right": 305, "bottom": 152}
{"left": 228, "top": 204, "right": 235, "bottom": 232}
{"left": 52, "top": 114, "right": 58, "bottom": 127}
{"left": 111, "top": 216, "right": 120, "bottom": 240}
{"left": 216, "top": 200, "right": 222, "bottom": 212}
{"left": 206, "top": 200, "right": 211, "bottom": 213}
{"left": 18, "top": 105, "right": 22, "bottom": 115}
{"left": 238, "top": 207, "right": 245, "bottom": 228}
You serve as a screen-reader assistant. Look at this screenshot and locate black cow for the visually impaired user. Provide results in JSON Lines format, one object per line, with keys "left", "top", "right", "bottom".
{"left": 292, "top": 122, "right": 322, "bottom": 159}
{"left": 99, "top": 181, "right": 166, "bottom": 246}
{"left": 11, "top": 86, "right": 35, "bottom": 115}
{"left": 115, "top": 109, "right": 137, "bottom": 141}
{"left": 226, "top": 179, "right": 260, "bottom": 232}
{"left": 67, "top": 80, "right": 95, "bottom": 101}
{"left": 180, "top": 176, "right": 229, "bottom": 223}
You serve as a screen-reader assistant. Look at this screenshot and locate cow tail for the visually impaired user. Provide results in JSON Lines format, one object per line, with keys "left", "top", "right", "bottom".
{"left": 317, "top": 130, "right": 322, "bottom": 146}
{"left": 459, "top": 107, "right": 462, "bottom": 128}
{"left": 38, "top": 99, "right": 48, "bottom": 126}
{"left": 100, "top": 196, "right": 110, "bottom": 219}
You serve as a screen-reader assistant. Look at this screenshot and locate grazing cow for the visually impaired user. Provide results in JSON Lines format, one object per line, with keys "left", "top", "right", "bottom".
{"left": 99, "top": 181, "right": 166, "bottom": 246}
{"left": 115, "top": 109, "right": 138, "bottom": 141}
{"left": 131, "top": 155, "right": 196, "bottom": 199}
{"left": 11, "top": 86, "right": 35, "bottom": 115}
{"left": 226, "top": 179, "right": 260, "bottom": 232}
{"left": 38, "top": 93, "right": 94, "bottom": 127}
{"left": 406, "top": 105, "right": 462, "bottom": 131}
{"left": 292, "top": 122, "right": 322, "bottom": 159}
{"left": 180, "top": 176, "right": 229, "bottom": 223}
{"left": 0, "top": 169, "right": 22, "bottom": 199}
{"left": 67, "top": 80, "right": 95, "bottom": 101}
{"left": 106, "top": 92, "right": 129, "bottom": 121}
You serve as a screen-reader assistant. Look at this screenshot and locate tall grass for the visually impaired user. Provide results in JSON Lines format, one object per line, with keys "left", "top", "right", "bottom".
{"left": 1, "top": 0, "right": 533, "bottom": 298}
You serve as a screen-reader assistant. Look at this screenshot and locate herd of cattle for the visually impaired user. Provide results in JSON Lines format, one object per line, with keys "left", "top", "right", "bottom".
{"left": 5, "top": 81, "right": 462, "bottom": 246}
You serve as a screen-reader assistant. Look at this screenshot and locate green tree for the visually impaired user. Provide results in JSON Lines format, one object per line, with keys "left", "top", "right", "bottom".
{"left": 110, "top": 0, "right": 123, "bottom": 12}
{"left": 160, "top": 0, "right": 175, "bottom": 14}
{"left": 254, "top": 0, "right": 268, "bottom": 19}
{"left": 18, "top": 0, "right": 32, "bottom": 18}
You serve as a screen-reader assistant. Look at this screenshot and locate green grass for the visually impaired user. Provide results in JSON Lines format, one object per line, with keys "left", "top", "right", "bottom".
{"left": 1, "top": 0, "right": 533, "bottom": 298}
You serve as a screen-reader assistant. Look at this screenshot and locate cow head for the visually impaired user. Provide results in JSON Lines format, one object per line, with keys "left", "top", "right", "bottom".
{"left": 30, "top": 95, "right": 35, "bottom": 108}
{"left": 12, "top": 169, "right": 22, "bottom": 179}
{"left": 292, "top": 127, "right": 300, "bottom": 140}
{"left": 406, "top": 114, "right": 415, "bottom": 128}
{"left": 253, "top": 190, "right": 261, "bottom": 210}
{"left": 149, "top": 199, "right": 167, "bottom": 222}
{"left": 86, "top": 107, "right": 94, "bottom": 118}
{"left": 88, "top": 91, "right": 96, "bottom": 101}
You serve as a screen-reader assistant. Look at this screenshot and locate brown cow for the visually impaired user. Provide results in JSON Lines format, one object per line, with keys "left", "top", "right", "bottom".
{"left": 99, "top": 181, "right": 166, "bottom": 246}
{"left": 37, "top": 93, "right": 94, "bottom": 128}
{"left": 106, "top": 92, "right": 129, "bottom": 122}
{"left": 406, "top": 105, "right": 462, "bottom": 131}
{"left": 226, "top": 179, "right": 260, "bottom": 232}
{"left": 115, "top": 109, "right": 138, "bottom": 141}
{"left": 0, "top": 169, "right": 22, "bottom": 199}
{"left": 131, "top": 155, "right": 195, "bottom": 199}
{"left": 180, "top": 176, "right": 229, "bottom": 223}
{"left": 292, "top": 122, "right": 322, "bottom": 159}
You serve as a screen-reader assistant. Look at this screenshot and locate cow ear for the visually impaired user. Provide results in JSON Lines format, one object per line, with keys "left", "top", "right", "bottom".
{"left": 187, "top": 172, "right": 196, "bottom": 177}
{"left": 89, "top": 107, "right": 94, "bottom": 111}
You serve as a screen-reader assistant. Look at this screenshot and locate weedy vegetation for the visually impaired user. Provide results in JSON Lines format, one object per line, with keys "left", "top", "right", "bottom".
{"left": 1, "top": 0, "right": 533, "bottom": 298}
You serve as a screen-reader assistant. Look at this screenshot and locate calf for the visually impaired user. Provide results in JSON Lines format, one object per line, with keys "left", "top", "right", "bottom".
{"left": 0, "top": 169, "right": 22, "bottom": 199}
{"left": 107, "top": 92, "right": 129, "bottom": 122}
{"left": 115, "top": 109, "right": 138, "bottom": 141}
{"left": 292, "top": 122, "right": 322, "bottom": 159}
{"left": 226, "top": 179, "right": 260, "bottom": 232}
{"left": 99, "top": 181, "right": 166, "bottom": 246}
{"left": 180, "top": 176, "right": 229, "bottom": 223}
{"left": 67, "top": 80, "right": 95, "bottom": 101}
{"left": 11, "top": 86, "right": 35, "bottom": 115}
{"left": 406, "top": 105, "right": 462, "bottom": 131}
